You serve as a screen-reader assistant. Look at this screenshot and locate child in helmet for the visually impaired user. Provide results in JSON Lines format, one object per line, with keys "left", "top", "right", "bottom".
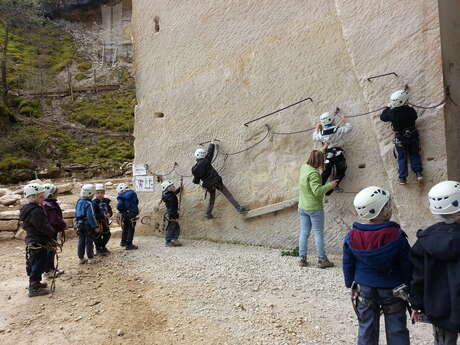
{"left": 343, "top": 186, "right": 412, "bottom": 345}
{"left": 42, "top": 183, "right": 67, "bottom": 278}
{"left": 312, "top": 112, "right": 352, "bottom": 195}
{"left": 92, "top": 184, "right": 113, "bottom": 256}
{"left": 75, "top": 184, "right": 98, "bottom": 264}
{"left": 116, "top": 183, "right": 139, "bottom": 250}
{"left": 380, "top": 89, "right": 423, "bottom": 185}
{"left": 191, "top": 140, "right": 249, "bottom": 219}
{"left": 410, "top": 181, "right": 460, "bottom": 345}
{"left": 20, "top": 183, "right": 55, "bottom": 297}
{"left": 161, "top": 180, "right": 182, "bottom": 247}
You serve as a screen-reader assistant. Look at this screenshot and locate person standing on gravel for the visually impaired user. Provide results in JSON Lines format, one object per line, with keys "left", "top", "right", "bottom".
{"left": 20, "top": 183, "right": 55, "bottom": 297}
{"left": 43, "top": 183, "right": 67, "bottom": 279}
{"left": 92, "top": 184, "right": 113, "bottom": 256}
{"left": 298, "top": 149, "right": 337, "bottom": 268}
{"left": 343, "top": 186, "right": 412, "bottom": 345}
{"left": 410, "top": 181, "right": 460, "bottom": 345}
{"left": 116, "top": 183, "right": 139, "bottom": 250}
{"left": 161, "top": 180, "right": 183, "bottom": 247}
{"left": 75, "top": 184, "right": 98, "bottom": 264}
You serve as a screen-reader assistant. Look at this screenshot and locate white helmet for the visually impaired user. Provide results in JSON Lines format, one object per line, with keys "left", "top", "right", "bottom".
{"left": 24, "top": 183, "right": 45, "bottom": 198}
{"left": 320, "top": 112, "right": 335, "bottom": 126}
{"left": 43, "top": 183, "right": 57, "bottom": 199}
{"left": 80, "top": 184, "right": 96, "bottom": 198}
{"left": 95, "top": 183, "right": 105, "bottom": 191}
{"left": 116, "top": 183, "right": 129, "bottom": 194}
{"left": 389, "top": 89, "right": 409, "bottom": 108}
{"left": 161, "top": 180, "right": 174, "bottom": 192}
{"left": 354, "top": 186, "right": 391, "bottom": 220}
{"left": 195, "top": 148, "right": 206, "bottom": 160}
{"left": 428, "top": 181, "right": 460, "bottom": 215}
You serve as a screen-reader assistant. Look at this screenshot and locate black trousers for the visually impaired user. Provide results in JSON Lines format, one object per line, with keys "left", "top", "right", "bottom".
{"left": 26, "top": 246, "right": 48, "bottom": 283}
{"left": 94, "top": 221, "right": 111, "bottom": 251}
{"left": 121, "top": 217, "right": 136, "bottom": 246}
{"left": 165, "top": 221, "right": 180, "bottom": 243}
{"left": 322, "top": 154, "right": 347, "bottom": 196}
{"left": 206, "top": 182, "right": 241, "bottom": 216}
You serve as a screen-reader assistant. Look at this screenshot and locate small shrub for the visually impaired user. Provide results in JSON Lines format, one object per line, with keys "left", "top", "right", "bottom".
{"left": 77, "top": 61, "right": 92, "bottom": 72}
{"left": 18, "top": 98, "right": 42, "bottom": 117}
{"left": 74, "top": 72, "right": 88, "bottom": 81}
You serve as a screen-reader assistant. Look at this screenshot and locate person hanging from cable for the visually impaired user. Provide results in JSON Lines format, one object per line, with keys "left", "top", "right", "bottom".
{"left": 116, "top": 183, "right": 139, "bottom": 250}
{"left": 380, "top": 89, "right": 423, "bottom": 185}
{"left": 92, "top": 184, "right": 113, "bottom": 256}
{"left": 20, "top": 183, "right": 56, "bottom": 297}
{"left": 192, "top": 140, "right": 249, "bottom": 219}
{"left": 313, "top": 111, "right": 352, "bottom": 195}
{"left": 161, "top": 180, "right": 183, "bottom": 247}
{"left": 42, "top": 183, "right": 66, "bottom": 279}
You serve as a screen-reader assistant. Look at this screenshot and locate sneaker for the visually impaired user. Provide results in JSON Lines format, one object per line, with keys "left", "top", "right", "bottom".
{"left": 79, "top": 258, "right": 88, "bottom": 265}
{"left": 120, "top": 242, "right": 127, "bottom": 247}
{"left": 125, "top": 244, "right": 138, "bottom": 250}
{"left": 171, "top": 240, "right": 183, "bottom": 247}
{"left": 299, "top": 256, "right": 308, "bottom": 267}
{"left": 28, "top": 283, "right": 50, "bottom": 297}
{"left": 165, "top": 242, "right": 173, "bottom": 247}
{"left": 238, "top": 206, "right": 250, "bottom": 214}
{"left": 399, "top": 178, "right": 407, "bottom": 185}
{"left": 87, "top": 258, "right": 97, "bottom": 264}
{"left": 334, "top": 186, "right": 344, "bottom": 193}
{"left": 416, "top": 172, "right": 424, "bottom": 182}
{"left": 317, "top": 257, "right": 334, "bottom": 269}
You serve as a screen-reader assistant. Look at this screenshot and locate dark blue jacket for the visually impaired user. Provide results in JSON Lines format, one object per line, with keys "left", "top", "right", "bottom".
{"left": 92, "top": 197, "right": 113, "bottom": 221}
{"left": 343, "top": 221, "right": 412, "bottom": 289}
{"left": 117, "top": 190, "right": 139, "bottom": 218}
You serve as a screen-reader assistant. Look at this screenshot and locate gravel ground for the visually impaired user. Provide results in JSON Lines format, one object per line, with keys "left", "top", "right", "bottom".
{"left": 115, "top": 236, "right": 434, "bottom": 345}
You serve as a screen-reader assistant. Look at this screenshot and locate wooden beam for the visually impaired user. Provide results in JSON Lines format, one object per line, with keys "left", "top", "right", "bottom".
{"left": 245, "top": 199, "right": 298, "bottom": 219}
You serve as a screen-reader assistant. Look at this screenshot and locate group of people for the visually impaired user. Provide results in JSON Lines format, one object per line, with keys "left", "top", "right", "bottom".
{"left": 20, "top": 181, "right": 139, "bottom": 297}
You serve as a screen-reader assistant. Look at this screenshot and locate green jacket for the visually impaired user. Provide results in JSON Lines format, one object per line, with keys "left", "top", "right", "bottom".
{"left": 298, "top": 164, "right": 333, "bottom": 211}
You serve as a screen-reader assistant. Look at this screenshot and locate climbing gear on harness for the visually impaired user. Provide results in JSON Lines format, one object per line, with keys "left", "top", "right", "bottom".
{"left": 354, "top": 187, "right": 390, "bottom": 220}
{"left": 393, "top": 284, "right": 430, "bottom": 324}
{"left": 324, "top": 147, "right": 343, "bottom": 164}
{"left": 351, "top": 282, "right": 361, "bottom": 320}
{"left": 390, "top": 89, "right": 409, "bottom": 108}
{"left": 80, "top": 184, "right": 95, "bottom": 198}
{"left": 428, "top": 181, "right": 460, "bottom": 215}
{"left": 24, "top": 183, "right": 44, "bottom": 197}
{"left": 320, "top": 112, "right": 335, "bottom": 126}
{"left": 116, "top": 183, "right": 128, "bottom": 194}
{"left": 43, "top": 183, "right": 57, "bottom": 199}
{"left": 195, "top": 148, "right": 206, "bottom": 159}
{"left": 161, "top": 180, "right": 174, "bottom": 192}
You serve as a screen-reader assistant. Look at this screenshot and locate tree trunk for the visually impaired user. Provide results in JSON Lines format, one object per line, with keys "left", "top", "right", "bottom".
{"left": 1, "top": 20, "right": 8, "bottom": 106}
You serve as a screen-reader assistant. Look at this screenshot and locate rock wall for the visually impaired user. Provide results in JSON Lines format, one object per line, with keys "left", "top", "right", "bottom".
{"left": 131, "top": 0, "right": 449, "bottom": 251}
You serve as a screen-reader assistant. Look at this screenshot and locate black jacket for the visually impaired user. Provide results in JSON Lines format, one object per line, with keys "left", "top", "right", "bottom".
{"left": 92, "top": 198, "right": 113, "bottom": 222}
{"left": 380, "top": 105, "right": 418, "bottom": 133}
{"left": 162, "top": 188, "right": 181, "bottom": 219}
{"left": 191, "top": 143, "right": 222, "bottom": 189}
{"left": 20, "top": 203, "right": 55, "bottom": 246}
{"left": 410, "top": 222, "right": 460, "bottom": 332}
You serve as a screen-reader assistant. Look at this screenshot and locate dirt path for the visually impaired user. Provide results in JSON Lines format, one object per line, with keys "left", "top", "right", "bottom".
{"left": 0, "top": 236, "right": 434, "bottom": 345}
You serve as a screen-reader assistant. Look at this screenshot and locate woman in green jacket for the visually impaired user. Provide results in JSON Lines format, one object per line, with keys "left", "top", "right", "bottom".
{"left": 298, "top": 150, "right": 338, "bottom": 268}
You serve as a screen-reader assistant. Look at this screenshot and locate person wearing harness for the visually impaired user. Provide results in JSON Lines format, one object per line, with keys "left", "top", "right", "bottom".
{"left": 117, "top": 183, "right": 139, "bottom": 250}
{"left": 380, "top": 89, "right": 423, "bottom": 185}
{"left": 92, "top": 184, "right": 113, "bottom": 256}
{"left": 192, "top": 141, "right": 249, "bottom": 219}
{"left": 343, "top": 186, "right": 412, "bottom": 345}
{"left": 75, "top": 184, "right": 98, "bottom": 264}
{"left": 42, "top": 183, "right": 66, "bottom": 279}
{"left": 410, "top": 181, "right": 460, "bottom": 345}
{"left": 161, "top": 180, "right": 183, "bottom": 247}
{"left": 20, "top": 183, "right": 55, "bottom": 297}
{"left": 313, "top": 112, "right": 352, "bottom": 195}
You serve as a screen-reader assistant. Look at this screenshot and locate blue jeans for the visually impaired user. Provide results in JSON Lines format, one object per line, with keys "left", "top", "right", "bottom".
{"left": 165, "top": 221, "right": 180, "bottom": 243}
{"left": 77, "top": 225, "right": 94, "bottom": 259}
{"left": 298, "top": 209, "right": 325, "bottom": 258}
{"left": 395, "top": 136, "right": 422, "bottom": 178}
{"left": 357, "top": 285, "right": 410, "bottom": 345}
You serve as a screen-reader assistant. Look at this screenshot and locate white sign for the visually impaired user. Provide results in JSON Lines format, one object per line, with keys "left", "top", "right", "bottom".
{"left": 133, "top": 164, "right": 147, "bottom": 176}
{"left": 134, "top": 176, "right": 154, "bottom": 192}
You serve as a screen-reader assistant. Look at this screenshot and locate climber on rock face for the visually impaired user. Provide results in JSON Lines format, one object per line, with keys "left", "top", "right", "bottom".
{"left": 191, "top": 140, "right": 249, "bottom": 219}
{"left": 380, "top": 89, "right": 423, "bottom": 185}
{"left": 312, "top": 111, "right": 352, "bottom": 195}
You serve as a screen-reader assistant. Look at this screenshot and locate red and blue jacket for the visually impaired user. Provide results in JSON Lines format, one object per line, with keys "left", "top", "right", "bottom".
{"left": 342, "top": 221, "right": 412, "bottom": 289}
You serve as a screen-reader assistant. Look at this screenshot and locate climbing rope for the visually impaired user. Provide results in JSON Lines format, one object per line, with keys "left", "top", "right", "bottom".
{"left": 40, "top": 239, "right": 63, "bottom": 294}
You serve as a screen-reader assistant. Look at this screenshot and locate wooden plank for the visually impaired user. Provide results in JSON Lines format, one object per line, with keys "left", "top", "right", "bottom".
{"left": 245, "top": 199, "right": 298, "bottom": 219}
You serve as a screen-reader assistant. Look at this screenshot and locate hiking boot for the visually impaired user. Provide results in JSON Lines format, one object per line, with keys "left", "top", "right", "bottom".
{"left": 416, "top": 172, "right": 424, "bottom": 182}
{"left": 317, "top": 257, "right": 334, "bottom": 269}
{"left": 238, "top": 206, "right": 250, "bottom": 214}
{"left": 120, "top": 242, "right": 127, "bottom": 247}
{"left": 165, "top": 242, "right": 174, "bottom": 247}
{"left": 126, "top": 244, "right": 138, "bottom": 250}
{"left": 299, "top": 256, "right": 308, "bottom": 267}
{"left": 171, "top": 240, "right": 183, "bottom": 247}
{"left": 399, "top": 177, "right": 407, "bottom": 185}
{"left": 96, "top": 250, "right": 108, "bottom": 257}
{"left": 28, "top": 283, "right": 50, "bottom": 297}
{"left": 79, "top": 258, "right": 88, "bottom": 265}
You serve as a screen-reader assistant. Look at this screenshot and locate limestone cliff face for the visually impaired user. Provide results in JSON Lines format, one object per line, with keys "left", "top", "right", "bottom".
{"left": 131, "top": 0, "right": 448, "bottom": 250}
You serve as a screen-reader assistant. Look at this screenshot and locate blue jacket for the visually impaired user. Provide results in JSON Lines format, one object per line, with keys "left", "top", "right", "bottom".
{"left": 75, "top": 198, "right": 97, "bottom": 229}
{"left": 117, "top": 190, "right": 139, "bottom": 218}
{"left": 342, "top": 221, "right": 412, "bottom": 289}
